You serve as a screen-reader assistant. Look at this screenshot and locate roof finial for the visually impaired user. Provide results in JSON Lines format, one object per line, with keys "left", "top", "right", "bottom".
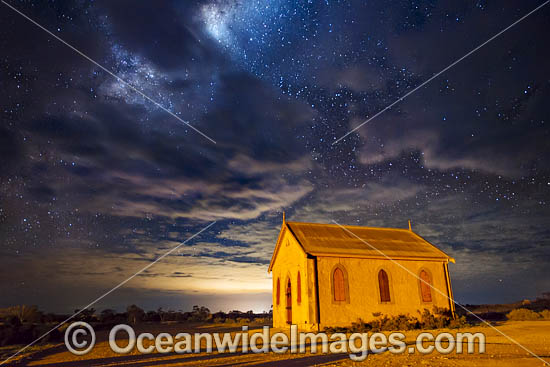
{"left": 408, "top": 220, "right": 412, "bottom": 231}
{"left": 283, "top": 211, "right": 286, "bottom": 224}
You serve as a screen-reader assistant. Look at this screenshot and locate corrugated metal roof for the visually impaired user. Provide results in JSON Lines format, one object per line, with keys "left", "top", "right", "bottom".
{"left": 286, "top": 221, "right": 453, "bottom": 262}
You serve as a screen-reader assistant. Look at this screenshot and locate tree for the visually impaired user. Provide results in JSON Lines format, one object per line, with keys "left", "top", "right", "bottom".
{"left": 157, "top": 307, "right": 166, "bottom": 322}
{"left": 146, "top": 310, "right": 161, "bottom": 322}
{"left": 4, "top": 305, "right": 41, "bottom": 324}
{"left": 99, "top": 309, "right": 116, "bottom": 323}
{"left": 191, "top": 305, "right": 210, "bottom": 321}
{"left": 126, "top": 305, "right": 145, "bottom": 324}
{"left": 74, "top": 308, "right": 96, "bottom": 322}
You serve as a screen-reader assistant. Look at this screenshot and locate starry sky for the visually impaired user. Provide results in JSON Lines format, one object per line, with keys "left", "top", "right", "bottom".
{"left": 1, "top": 0, "right": 549, "bottom": 314}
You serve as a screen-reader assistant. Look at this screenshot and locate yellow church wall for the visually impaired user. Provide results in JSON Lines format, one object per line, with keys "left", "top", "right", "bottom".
{"left": 270, "top": 228, "right": 315, "bottom": 329}
{"left": 316, "top": 256, "right": 452, "bottom": 328}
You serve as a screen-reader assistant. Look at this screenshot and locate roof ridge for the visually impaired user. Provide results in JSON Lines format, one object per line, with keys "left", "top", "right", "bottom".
{"left": 286, "top": 221, "right": 411, "bottom": 232}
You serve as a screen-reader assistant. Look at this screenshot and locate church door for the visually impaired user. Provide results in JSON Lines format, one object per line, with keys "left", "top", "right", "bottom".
{"left": 286, "top": 279, "right": 292, "bottom": 324}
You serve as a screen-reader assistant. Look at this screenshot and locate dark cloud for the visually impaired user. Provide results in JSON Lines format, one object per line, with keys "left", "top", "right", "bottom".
{"left": 99, "top": 0, "right": 216, "bottom": 71}
{"left": 351, "top": 0, "right": 550, "bottom": 176}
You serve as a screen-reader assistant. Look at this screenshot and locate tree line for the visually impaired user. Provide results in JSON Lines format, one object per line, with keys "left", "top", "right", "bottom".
{"left": 0, "top": 304, "right": 273, "bottom": 346}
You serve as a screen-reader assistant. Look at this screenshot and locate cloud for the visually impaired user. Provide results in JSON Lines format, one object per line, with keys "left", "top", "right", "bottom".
{"left": 216, "top": 218, "right": 283, "bottom": 261}
{"left": 354, "top": 77, "right": 549, "bottom": 176}
{"left": 329, "top": 1, "right": 550, "bottom": 177}
{"left": 356, "top": 122, "right": 518, "bottom": 175}
{"left": 9, "top": 62, "right": 317, "bottom": 222}
{"left": 0, "top": 235, "right": 273, "bottom": 311}
{"left": 99, "top": 0, "right": 216, "bottom": 71}
{"left": 80, "top": 161, "right": 313, "bottom": 221}
{"left": 289, "top": 177, "right": 424, "bottom": 224}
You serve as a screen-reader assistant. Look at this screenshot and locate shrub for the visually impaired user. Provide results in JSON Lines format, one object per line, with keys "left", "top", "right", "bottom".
{"left": 538, "top": 310, "right": 550, "bottom": 320}
{"left": 327, "top": 310, "right": 465, "bottom": 333}
{"left": 0, "top": 324, "right": 62, "bottom": 346}
{"left": 324, "top": 326, "right": 349, "bottom": 333}
{"left": 448, "top": 316, "right": 468, "bottom": 329}
{"left": 235, "top": 317, "right": 250, "bottom": 325}
{"left": 419, "top": 309, "right": 450, "bottom": 329}
{"left": 254, "top": 317, "right": 271, "bottom": 324}
{"left": 380, "top": 314, "right": 418, "bottom": 331}
{"left": 506, "top": 308, "right": 541, "bottom": 321}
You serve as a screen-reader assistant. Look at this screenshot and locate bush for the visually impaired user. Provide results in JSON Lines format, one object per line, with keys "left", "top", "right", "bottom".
{"left": 0, "top": 324, "right": 62, "bottom": 346}
{"left": 254, "top": 317, "right": 272, "bottom": 324}
{"left": 235, "top": 317, "right": 250, "bottom": 325}
{"left": 419, "top": 308, "right": 451, "bottom": 330}
{"left": 448, "top": 316, "right": 468, "bottom": 329}
{"left": 506, "top": 308, "right": 541, "bottom": 321}
{"left": 380, "top": 314, "right": 419, "bottom": 331}
{"left": 212, "top": 317, "right": 225, "bottom": 324}
{"left": 538, "top": 310, "right": 550, "bottom": 320}
{"left": 325, "top": 309, "right": 466, "bottom": 333}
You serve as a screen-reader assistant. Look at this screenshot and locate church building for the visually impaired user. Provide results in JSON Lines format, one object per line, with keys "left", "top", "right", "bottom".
{"left": 268, "top": 217, "right": 455, "bottom": 330}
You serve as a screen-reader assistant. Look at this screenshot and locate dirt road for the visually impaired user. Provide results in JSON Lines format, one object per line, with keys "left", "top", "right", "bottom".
{"left": 7, "top": 321, "right": 550, "bottom": 366}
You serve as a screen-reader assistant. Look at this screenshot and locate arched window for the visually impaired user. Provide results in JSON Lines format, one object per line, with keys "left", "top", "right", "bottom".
{"left": 419, "top": 270, "right": 432, "bottom": 302}
{"left": 297, "top": 271, "right": 302, "bottom": 304}
{"left": 333, "top": 268, "right": 346, "bottom": 302}
{"left": 378, "top": 269, "right": 391, "bottom": 302}
{"left": 286, "top": 278, "right": 292, "bottom": 324}
{"left": 276, "top": 278, "right": 280, "bottom": 305}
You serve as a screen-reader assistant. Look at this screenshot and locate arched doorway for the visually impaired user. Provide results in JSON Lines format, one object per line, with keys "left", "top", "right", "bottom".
{"left": 285, "top": 278, "right": 292, "bottom": 324}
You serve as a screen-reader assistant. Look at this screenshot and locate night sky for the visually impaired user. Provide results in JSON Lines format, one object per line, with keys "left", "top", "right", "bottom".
{"left": 1, "top": 0, "right": 549, "bottom": 314}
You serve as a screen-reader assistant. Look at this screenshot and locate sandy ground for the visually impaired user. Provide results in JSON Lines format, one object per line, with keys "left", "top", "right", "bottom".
{"left": 4, "top": 321, "right": 550, "bottom": 366}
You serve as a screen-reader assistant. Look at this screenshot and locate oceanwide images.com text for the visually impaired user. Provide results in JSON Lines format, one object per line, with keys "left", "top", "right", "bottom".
{"left": 65, "top": 322, "right": 486, "bottom": 361}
